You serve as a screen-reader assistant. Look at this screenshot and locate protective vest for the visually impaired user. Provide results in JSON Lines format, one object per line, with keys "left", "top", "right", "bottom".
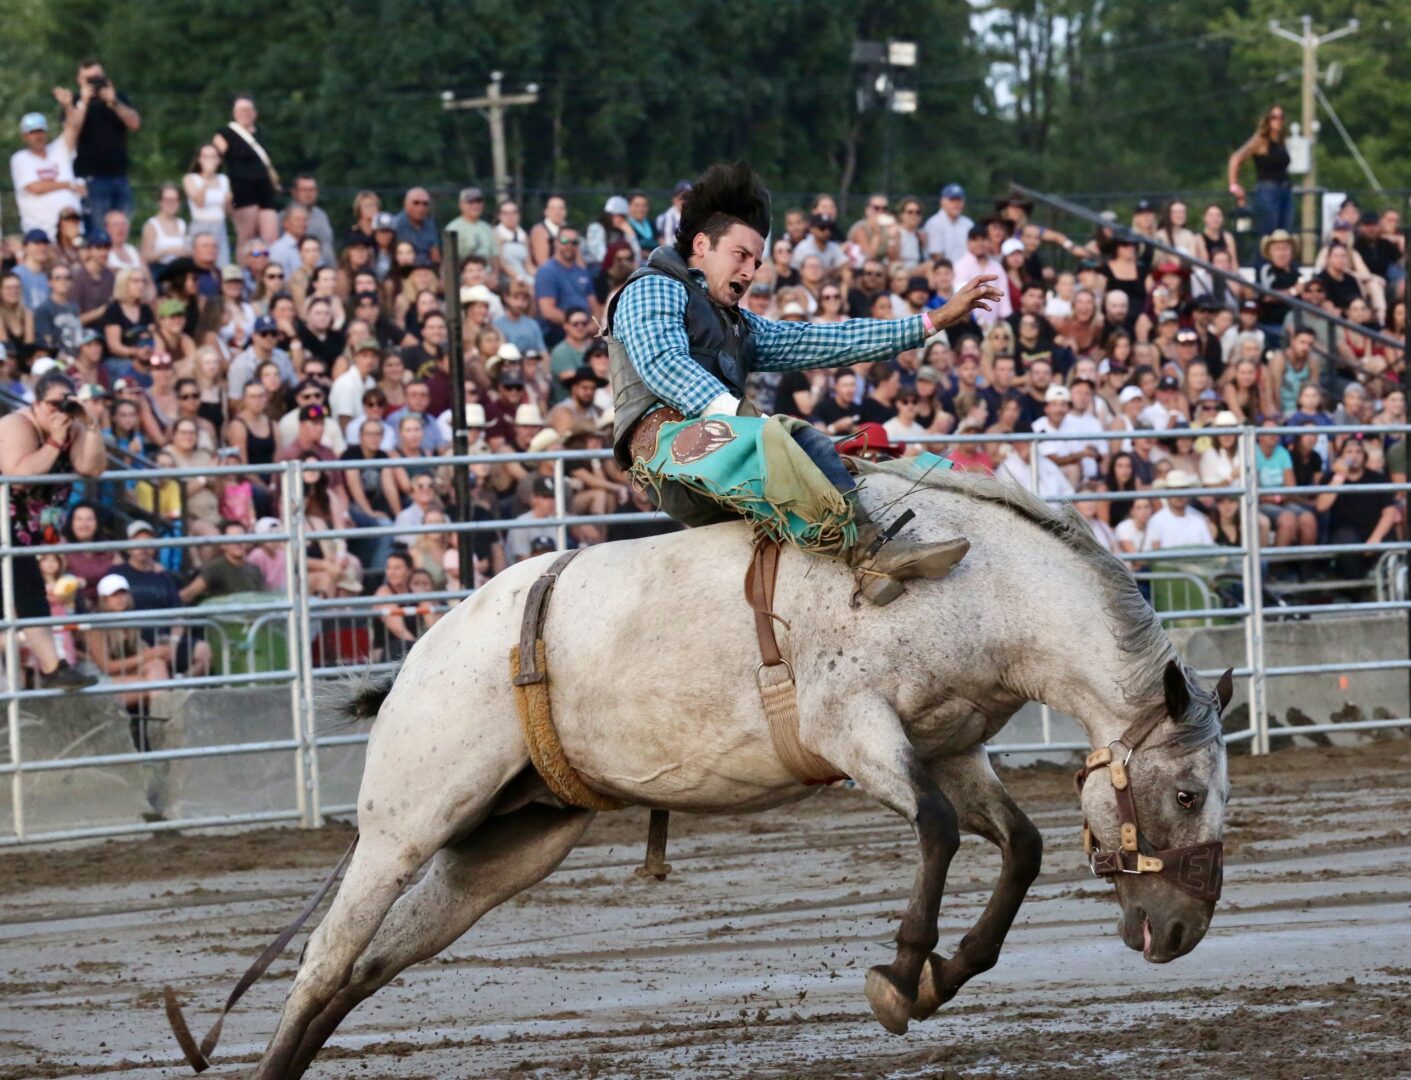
{"left": 605, "top": 246, "right": 757, "bottom": 466}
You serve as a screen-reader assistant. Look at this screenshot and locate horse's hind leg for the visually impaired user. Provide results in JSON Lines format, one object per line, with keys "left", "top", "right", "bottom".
{"left": 911, "top": 747, "right": 1043, "bottom": 1021}
{"left": 812, "top": 697, "right": 960, "bottom": 1036}
{"left": 284, "top": 802, "right": 595, "bottom": 1078}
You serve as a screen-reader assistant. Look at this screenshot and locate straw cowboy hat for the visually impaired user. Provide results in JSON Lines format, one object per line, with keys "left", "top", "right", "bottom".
{"left": 1259, "top": 229, "right": 1295, "bottom": 260}
{"left": 527, "top": 427, "right": 563, "bottom": 453}
{"left": 513, "top": 403, "right": 546, "bottom": 427}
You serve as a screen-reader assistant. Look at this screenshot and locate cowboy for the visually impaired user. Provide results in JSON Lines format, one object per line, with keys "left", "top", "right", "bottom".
{"left": 606, "top": 161, "right": 1002, "bottom": 605}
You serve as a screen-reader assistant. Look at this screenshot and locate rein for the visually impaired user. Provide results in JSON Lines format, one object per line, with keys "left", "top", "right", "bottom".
{"left": 1073, "top": 714, "right": 1223, "bottom": 904}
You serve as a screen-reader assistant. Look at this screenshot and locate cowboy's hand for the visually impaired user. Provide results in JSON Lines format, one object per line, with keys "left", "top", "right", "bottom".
{"left": 932, "top": 274, "right": 1004, "bottom": 328}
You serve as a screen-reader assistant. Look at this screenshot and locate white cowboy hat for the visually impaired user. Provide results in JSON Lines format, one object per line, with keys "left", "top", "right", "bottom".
{"left": 528, "top": 427, "right": 562, "bottom": 453}
{"left": 464, "top": 403, "right": 488, "bottom": 428}
{"left": 1156, "top": 468, "right": 1198, "bottom": 490}
{"left": 514, "top": 403, "right": 545, "bottom": 427}
{"left": 460, "top": 284, "right": 496, "bottom": 306}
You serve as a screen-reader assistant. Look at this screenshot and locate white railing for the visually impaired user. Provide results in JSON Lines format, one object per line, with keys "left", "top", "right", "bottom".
{"left": 2, "top": 423, "right": 1408, "bottom": 844}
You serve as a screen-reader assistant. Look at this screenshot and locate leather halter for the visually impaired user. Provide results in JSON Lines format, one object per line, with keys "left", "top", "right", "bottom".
{"left": 1073, "top": 713, "right": 1223, "bottom": 904}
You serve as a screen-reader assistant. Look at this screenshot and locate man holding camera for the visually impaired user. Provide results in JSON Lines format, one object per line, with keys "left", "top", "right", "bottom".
{"left": 53, "top": 58, "right": 141, "bottom": 234}
{"left": 0, "top": 370, "right": 107, "bottom": 688}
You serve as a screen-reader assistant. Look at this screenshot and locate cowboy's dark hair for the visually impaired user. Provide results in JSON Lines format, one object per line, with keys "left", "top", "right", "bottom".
{"left": 674, "top": 161, "right": 772, "bottom": 260}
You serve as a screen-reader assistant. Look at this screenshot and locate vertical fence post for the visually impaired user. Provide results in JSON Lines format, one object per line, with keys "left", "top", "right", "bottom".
{"left": 1, "top": 483, "right": 23, "bottom": 841}
{"left": 291, "top": 465, "right": 322, "bottom": 826}
{"left": 552, "top": 456, "right": 569, "bottom": 552}
{"left": 279, "top": 468, "right": 309, "bottom": 827}
{"left": 1241, "top": 427, "right": 1269, "bottom": 754}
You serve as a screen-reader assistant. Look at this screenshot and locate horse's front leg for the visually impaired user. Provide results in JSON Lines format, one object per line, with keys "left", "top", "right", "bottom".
{"left": 813, "top": 696, "right": 960, "bottom": 1035}
{"left": 911, "top": 746, "right": 1043, "bottom": 1021}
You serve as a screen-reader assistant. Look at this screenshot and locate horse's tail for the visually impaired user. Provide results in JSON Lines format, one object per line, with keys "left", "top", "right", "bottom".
{"left": 315, "top": 664, "right": 403, "bottom": 730}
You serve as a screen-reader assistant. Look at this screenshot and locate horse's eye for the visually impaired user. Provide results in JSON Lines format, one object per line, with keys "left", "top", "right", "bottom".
{"left": 1177, "top": 790, "right": 1202, "bottom": 811}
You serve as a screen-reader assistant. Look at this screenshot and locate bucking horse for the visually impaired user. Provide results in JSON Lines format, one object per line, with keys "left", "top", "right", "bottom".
{"left": 181, "top": 459, "right": 1232, "bottom": 1077}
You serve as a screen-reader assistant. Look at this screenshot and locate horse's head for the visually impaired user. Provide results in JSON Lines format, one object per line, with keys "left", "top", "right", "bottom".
{"left": 1078, "top": 660, "right": 1232, "bottom": 964}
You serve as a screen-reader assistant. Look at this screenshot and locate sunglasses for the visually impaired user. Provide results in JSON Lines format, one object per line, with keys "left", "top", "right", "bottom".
{"left": 566, "top": 319, "right": 590, "bottom": 328}
{"left": 265, "top": 271, "right": 285, "bottom": 279}
{"left": 558, "top": 238, "right": 580, "bottom": 246}
{"left": 411, "top": 199, "right": 430, "bottom": 205}
{"left": 869, "top": 203, "right": 888, "bottom": 211}
{"left": 178, "top": 392, "right": 200, "bottom": 400}
{"left": 821, "top": 293, "right": 841, "bottom": 300}
{"left": 249, "top": 249, "right": 268, "bottom": 257}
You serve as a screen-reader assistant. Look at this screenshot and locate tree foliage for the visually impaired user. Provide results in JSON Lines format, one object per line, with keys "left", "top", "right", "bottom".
{"left": 0, "top": 0, "right": 1402, "bottom": 220}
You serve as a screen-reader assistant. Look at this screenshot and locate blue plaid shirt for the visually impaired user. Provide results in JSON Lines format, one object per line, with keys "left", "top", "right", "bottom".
{"left": 613, "top": 270, "right": 929, "bottom": 416}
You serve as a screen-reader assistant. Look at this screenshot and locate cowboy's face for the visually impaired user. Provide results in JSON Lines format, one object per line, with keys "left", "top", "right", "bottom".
{"left": 691, "top": 222, "right": 763, "bottom": 308}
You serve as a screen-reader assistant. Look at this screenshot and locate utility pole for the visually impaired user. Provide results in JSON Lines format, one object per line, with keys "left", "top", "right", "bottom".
{"left": 441, "top": 72, "right": 539, "bottom": 205}
{"left": 1268, "top": 16, "right": 1358, "bottom": 262}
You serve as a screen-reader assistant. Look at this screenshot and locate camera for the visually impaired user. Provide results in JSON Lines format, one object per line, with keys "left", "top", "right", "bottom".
{"left": 61, "top": 396, "right": 87, "bottom": 418}
{"left": 87, "top": 76, "right": 109, "bottom": 90}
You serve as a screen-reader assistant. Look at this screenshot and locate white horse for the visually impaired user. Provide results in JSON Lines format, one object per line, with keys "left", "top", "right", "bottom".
{"left": 249, "top": 462, "right": 1231, "bottom": 1078}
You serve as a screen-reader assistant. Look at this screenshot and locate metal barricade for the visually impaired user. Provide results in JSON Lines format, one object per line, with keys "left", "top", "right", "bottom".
{"left": 0, "top": 425, "right": 1407, "bottom": 844}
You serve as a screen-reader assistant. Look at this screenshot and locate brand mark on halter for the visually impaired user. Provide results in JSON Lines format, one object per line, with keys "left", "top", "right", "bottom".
{"left": 671, "top": 418, "right": 736, "bottom": 464}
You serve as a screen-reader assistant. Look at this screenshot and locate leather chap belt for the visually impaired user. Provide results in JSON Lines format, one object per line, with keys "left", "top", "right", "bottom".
{"left": 629, "top": 406, "right": 685, "bottom": 462}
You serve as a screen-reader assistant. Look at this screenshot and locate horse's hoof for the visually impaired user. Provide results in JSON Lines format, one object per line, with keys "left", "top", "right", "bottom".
{"left": 864, "top": 965, "right": 912, "bottom": 1034}
{"left": 910, "top": 952, "right": 947, "bottom": 1019}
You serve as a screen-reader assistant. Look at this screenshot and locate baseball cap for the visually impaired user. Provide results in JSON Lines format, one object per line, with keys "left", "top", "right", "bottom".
{"left": 1118, "top": 385, "right": 1145, "bottom": 405}
{"left": 530, "top": 476, "right": 556, "bottom": 499}
{"left": 82, "top": 230, "right": 113, "bottom": 248}
{"left": 603, "top": 195, "right": 630, "bottom": 216}
{"left": 1044, "top": 384, "right": 1071, "bottom": 403}
{"left": 1359, "top": 210, "right": 1380, "bottom": 226}
{"left": 96, "top": 573, "right": 130, "bottom": 598}
{"left": 374, "top": 212, "right": 396, "bottom": 230}
{"left": 76, "top": 382, "right": 107, "bottom": 401}
{"left": 1240, "top": 299, "right": 1260, "bottom": 313}
{"left": 220, "top": 264, "right": 244, "bottom": 282}
{"left": 1157, "top": 309, "right": 1179, "bottom": 324}
{"left": 77, "top": 328, "right": 101, "bottom": 346}
{"left": 672, "top": 180, "right": 693, "bottom": 196}
{"left": 1197, "top": 388, "right": 1221, "bottom": 403}
{"left": 570, "top": 364, "right": 606, "bottom": 387}
{"left": 1176, "top": 329, "right": 1199, "bottom": 343}
{"left": 29, "top": 357, "right": 60, "bottom": 378}
{"left": 19, "top": 112, "right": 48, "bottom": 134}
{"left": 940, "top": 183, "right": 965, "bottom": 200}
{"left": 808, "top": 212, "right": 833, "bottom": 228}
{"left": 23, "top": 229, "right": 50, "bottom": 245}
{"left": 1134, "top": 198, "right": 1155, "bottom": 213}
{"left": 1157, "top": 375, "right": 1181, "bottom": 391}
{"left": 253, "top": 315, "right": 278, "bottom": 334}
{"left": 254, "top": 516, "right": 282, "bottom": 535}
{"left": 1000, "top": 237, "right": 1025, "bottom": 257}
{"left": 353, "top": 338, "right": 381, "bottom": 354}
{"left": 298, "top": 403, "right": 328, "bottom": 422}
{"left": 748, "top": 282, "right": 772, "bottom": 296}
{"left": 459, "top": 186, "right": 485, "bottom": 203}
{"left": 156, "top": 298, "right": 186, "bottom": 318}
{"left": 126, "top": 520, "right": 156, "bottom": 539}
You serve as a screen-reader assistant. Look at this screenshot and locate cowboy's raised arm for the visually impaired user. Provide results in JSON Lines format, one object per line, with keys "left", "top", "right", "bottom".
{"left": 746, "top": 274, "right": 1003, "bottom": 372}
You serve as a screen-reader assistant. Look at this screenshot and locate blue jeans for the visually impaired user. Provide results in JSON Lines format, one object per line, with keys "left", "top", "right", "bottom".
{"left": 792, "top": 424, "right": 856, "bottom": 494}
{"left": 348, "top": 503, "right": 395, "bottom": 580}
{"left": 1253, "top": 181, "right": 1294, "bottom": 241}
{"left": 83, "top": 175, "right": 133, "bottom": 235}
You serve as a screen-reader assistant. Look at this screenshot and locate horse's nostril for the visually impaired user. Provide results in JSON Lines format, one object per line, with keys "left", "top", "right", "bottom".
{"left": 1167, "top": 922, "right": 1186, "bottom": 955}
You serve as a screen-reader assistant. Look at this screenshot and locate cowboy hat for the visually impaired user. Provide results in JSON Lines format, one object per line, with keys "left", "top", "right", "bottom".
{"left": 527, "top": 427, "right": 562, "bottom": 453}
{"left": 513, "top": 403, "right": 546, "bottom": 427}
{"left": 1258, "top": 229, "right": 1295, "bottom": 259}
{"left": 1155, "top": 468, "right": 1199, "bottom": 490}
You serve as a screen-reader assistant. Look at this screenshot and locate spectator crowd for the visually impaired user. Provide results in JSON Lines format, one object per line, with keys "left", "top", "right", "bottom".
{"left": 2, "top": 65, "right": 1407, "bottom": 693}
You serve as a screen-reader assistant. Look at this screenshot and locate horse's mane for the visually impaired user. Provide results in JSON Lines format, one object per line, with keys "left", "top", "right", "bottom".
{"left": 857, "top": 459, "right": 1221, "bottom": 747}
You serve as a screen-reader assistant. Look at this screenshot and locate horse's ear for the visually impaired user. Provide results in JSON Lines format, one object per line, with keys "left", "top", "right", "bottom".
{"left": 1163, "top": 659, "right": 1191, "bottom": 720}
{"left": 1216, "top": 667, "right": 1234, "bottom": 714}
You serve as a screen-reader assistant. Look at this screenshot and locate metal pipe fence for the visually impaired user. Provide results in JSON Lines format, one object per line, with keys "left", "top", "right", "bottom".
{"left": 1, "top": 422, "right": 1408, "bottom": 844}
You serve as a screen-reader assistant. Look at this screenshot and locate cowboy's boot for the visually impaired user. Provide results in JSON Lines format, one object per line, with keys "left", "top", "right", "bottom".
{"left": 845, "top": 501, "right": 969, "bottom": 607}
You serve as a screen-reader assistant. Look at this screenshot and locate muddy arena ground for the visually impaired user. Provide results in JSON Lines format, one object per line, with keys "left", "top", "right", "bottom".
{"left": 1, "top": 738, "right": 1408, "bottom": 1080}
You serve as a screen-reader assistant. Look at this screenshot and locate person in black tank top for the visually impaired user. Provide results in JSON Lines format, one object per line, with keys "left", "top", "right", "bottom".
{"left": 1227, "top": 104, "right": 1294, "bottom": 244}
{"left": 211, "top": 96, "right": 279, "bottom": 251}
